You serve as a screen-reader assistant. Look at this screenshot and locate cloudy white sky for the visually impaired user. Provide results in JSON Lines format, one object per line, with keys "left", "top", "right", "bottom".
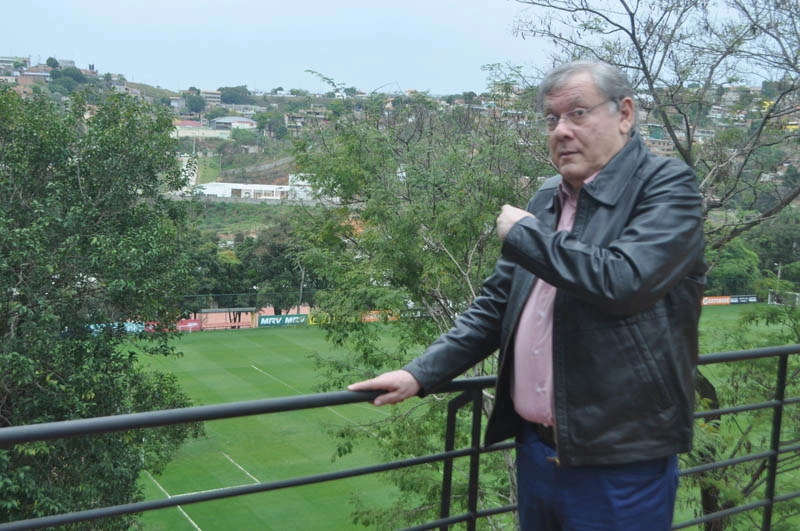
{"left": 4, "top": 0, "right": 549, "bottom": 95}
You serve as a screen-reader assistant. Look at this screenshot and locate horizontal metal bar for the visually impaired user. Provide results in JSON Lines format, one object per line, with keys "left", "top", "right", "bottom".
{"left": 698, "top": 344, "right": 800, "bottom": 364}
{"left": 404, "top": 514, "right": 470, "bottom": 531}
{"left": 0, "top": 378, "right": 497, "bottom": 446}
{"left": 680, "top": 450, "right": 774, "bottom": 477}
{"left": 2, "top": 410, "right": 512, "bottom": 530}
{"left": 680, "top": 441, "right": 800, "bottom": 478}
{"left": 5, "top": 345, "right": 798, "bottom": 447}
{"left": 695, "top": 399, "right": 781, "bottom": 419}
{"left": 672, "top": 499, "right": 771, "bottom": 529}
{"left": 781, "top": 442, "right": 800, "bottom": 454}
{"left": 0, "top": 390, "right": 379, "bottom": 445}
{"left": 0, "top": 446, "right": 479, "bottom": 531}
{"left": 401, "top": 504, "right": 518, "bottom": 531}
{"left": 774, "top": 489, "right": 800, "bottom": 504}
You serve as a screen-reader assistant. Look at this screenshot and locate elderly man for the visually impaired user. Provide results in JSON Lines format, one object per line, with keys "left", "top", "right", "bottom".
{"left": 349, "top": 61, "right": 706, "bottom": 530}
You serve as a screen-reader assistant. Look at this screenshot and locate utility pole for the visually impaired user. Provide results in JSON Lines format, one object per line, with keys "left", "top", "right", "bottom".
{"left": 773, "top": 262, "right": 783, "bottom": 304}
{"left": 297, "top": 266, "right": 304, "bottom": 315}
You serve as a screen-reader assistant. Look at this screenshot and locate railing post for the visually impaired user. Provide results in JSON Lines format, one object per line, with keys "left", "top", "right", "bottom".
{"left": 466, "top": 387, "right": 483, "bottom": 531}
{"left": 439, "top": 388, "right": 483, "bottom": 531}
{"left": 761, "top": 353, "right": 788, "bottom": 531}
{"left": 440, "top": 391, "right": 471, "bottom": 530}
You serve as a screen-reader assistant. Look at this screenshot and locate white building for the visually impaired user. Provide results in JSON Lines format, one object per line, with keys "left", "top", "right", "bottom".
{"left": 200, "top": 90, "right": 221, "bottom": 106}
{"left": 195, "top": 179, "right": 314, "bottom": 202}
{"left": 210, "top": 116, "right": 258, "bottom": 130}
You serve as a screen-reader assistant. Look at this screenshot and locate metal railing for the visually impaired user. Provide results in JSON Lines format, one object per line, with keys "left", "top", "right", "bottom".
{"left": 1, "top": 345, "right": 799, "bottom": 530}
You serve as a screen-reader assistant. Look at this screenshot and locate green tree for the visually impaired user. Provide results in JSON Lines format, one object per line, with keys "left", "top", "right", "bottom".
{"left": 706, "top": 238, "right": 761, "bottom": 295}
{"left": 47, "top": 76, "right": 77, "bottom": 96}
{"left": 219, "top": 85, "right": 251, "bottom": 105}
{"left": 215, "top": 138, "right": 235, "bottom": 170}
{"left": 60, "top": 66, "right": 87, "bottom": 84}
{"left": 0, "top": 88, "right": 202, "bottom": 528}
{"left": 293, "top": 89, "right": 549, "bottom": 527}
{"left": 181, "top": 229, "right": 226, "bottom": 317}
{"left": 253, "top": 110, "right": 283, "bottom": 135}
{"left": 185, "top": 93, "right": 206, "bottom": 114}
{"left": 327, "top": 98, "right": 353, "bottom": 119}
{"left": 254, "top": 109, "right": 290, "bottom": 141}
{"left": 741, "top": 208, "right": 800, "bottom": 278}
{"left": 45, "top": 57, "right": 59, "bottom": 69}
{"left": 231, "top": 127, "right": 260, "bottom": 147}
{"left": 205, "top": 106, "right": 228, "bottom": 120}
{"left": 237, "top": 221, "right": 322, "bottom": 315}
{"left": 213, "top": 247, "right": 252, "bottom": 327}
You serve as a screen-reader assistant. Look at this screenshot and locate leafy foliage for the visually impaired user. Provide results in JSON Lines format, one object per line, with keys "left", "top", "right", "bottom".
{"left": 0, "top": 88, "right": 202, "bottom": 527}
{"left": 706, "top": 238, "right": 761, "bottom": 295}
{"left": 292, "top": 85, "right": 550, "bottom": 526}
{"left": 219, "top": 85, "right": 252, "bottom": 105}
{"left": 681, "top": 303, "right": 800, "bottom": 530}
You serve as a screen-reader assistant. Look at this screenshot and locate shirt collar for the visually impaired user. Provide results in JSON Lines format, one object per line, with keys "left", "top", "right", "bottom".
{"left": 558, "top": 172, "right": 598, "bottom": 206}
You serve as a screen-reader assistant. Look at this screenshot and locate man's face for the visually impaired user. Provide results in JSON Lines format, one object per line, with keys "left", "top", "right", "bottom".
{"left": 544, "top": 72, "right": 634, "bottom": 188}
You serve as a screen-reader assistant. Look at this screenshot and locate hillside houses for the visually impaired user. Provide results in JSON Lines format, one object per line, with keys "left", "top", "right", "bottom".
{"left": 5, "top": 51, "right": 800, "bottom": 193}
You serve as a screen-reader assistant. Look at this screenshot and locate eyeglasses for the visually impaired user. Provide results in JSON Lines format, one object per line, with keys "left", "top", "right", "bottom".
{"left": 540, "top": 99, "right": 616, "bottom": 134}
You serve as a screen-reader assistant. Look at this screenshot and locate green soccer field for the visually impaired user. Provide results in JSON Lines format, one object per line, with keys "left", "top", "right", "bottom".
{"left": 135, "top": 305, "right": 784, "bottom": 530}
{"left": 137, "top": 326, "right": 398, "bottom": 530}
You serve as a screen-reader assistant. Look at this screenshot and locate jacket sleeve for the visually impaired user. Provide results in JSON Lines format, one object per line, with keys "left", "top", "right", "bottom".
{"left": 501, "top": 157, "right": 705, "bottom": 316}
{"left": 403, "top": 254, "right": 514, "bottom": 395}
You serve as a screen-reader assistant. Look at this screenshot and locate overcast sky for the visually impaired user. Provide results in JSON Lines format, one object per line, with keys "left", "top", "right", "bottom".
{"left": 4, "top": 0, "right": 549, "bottom": 95}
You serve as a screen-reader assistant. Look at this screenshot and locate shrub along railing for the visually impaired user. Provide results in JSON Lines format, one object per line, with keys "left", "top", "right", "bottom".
{"left": 1, "top": 345, "right": 799, "bottom": 530}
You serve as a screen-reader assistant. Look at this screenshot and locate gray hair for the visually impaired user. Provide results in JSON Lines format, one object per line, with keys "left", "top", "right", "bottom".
{"left": 537, "top": 61, "right": 637, "bottom": 132}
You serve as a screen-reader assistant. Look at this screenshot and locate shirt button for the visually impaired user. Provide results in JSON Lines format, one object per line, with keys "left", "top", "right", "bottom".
{"left": 533, "top": 349, "right": 540, "bottom": 356}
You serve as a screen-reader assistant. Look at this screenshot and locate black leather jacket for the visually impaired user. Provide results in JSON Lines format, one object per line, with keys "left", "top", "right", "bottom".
{"left": 404, "top": 134, "right": 706, "bottom": 466}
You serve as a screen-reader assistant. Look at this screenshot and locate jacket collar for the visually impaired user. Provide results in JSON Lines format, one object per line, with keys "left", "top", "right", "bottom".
{"left": 571, "top": 132, "right": 647, "bottom": 207}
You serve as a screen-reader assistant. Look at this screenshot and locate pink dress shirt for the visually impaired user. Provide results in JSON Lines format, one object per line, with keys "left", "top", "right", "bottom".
{"left": 511, "top": 174, "right": 596, "bottom": 426}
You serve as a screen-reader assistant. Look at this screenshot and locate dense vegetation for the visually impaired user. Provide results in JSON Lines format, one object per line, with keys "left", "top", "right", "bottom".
{"left": 3, "top": 1, "right": 800, "bottom": 527}
{"left": 0, "top": 88, "right": 202, "bottom": 528}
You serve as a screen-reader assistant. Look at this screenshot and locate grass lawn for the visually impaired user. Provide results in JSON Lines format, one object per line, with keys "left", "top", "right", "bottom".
{"left": 188, "top": 201, "right": 288, "bottom": 236}
{"left": 135, "top": 304, "right": 795, "bottom": 529}
{"left": 196, "top": 156, "right": 221, "bottom": 184}
{"left": 137, "top": 327, "right": 397, "bottom": 530}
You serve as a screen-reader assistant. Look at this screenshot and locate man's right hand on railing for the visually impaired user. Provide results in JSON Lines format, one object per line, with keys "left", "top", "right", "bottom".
{"left": 348, "top": 370, "right": 421, "bottom": 406}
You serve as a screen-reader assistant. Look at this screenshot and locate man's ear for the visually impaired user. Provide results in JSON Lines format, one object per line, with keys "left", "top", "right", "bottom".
{"left": 618, "top": 96, "right": 635, "bottom": 135}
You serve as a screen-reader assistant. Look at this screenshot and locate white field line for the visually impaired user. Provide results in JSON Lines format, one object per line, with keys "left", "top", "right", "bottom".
{"left": 250, "top": 364, "right": 388, "bottom": 420}
{"left": 144, "top": 471, "right": 202, "bottom": 531}
{"left": 223, "top": 452, "right": 259, "bottom": 484}
{"left": 250, "top": 365, "right": 385, "bottom": 439}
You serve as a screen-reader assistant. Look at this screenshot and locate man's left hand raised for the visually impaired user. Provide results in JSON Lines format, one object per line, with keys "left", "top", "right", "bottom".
{"left": 496, "top": 204, "right": 535, "bottom": 241}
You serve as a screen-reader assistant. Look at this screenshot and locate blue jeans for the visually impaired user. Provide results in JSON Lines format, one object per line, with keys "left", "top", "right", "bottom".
{"left": 516, "top": 423, "right": 679, "bottom": 531}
